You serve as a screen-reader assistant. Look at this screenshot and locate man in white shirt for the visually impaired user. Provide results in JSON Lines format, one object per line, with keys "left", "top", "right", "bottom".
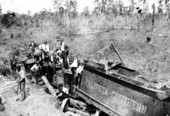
{"left": 75, "top": 59, "right": 84, "bottom": 87}
{"left": 60, "top": 40, "right": 70, "bottom": 69}
{"left": 30, "top": 61, "right": 41, "bottom": 84}
{"left": 39, "top": 41, "right": 49, "bottom": 53}
{"left": 70, "top": 56, "right": 78, "bottom": 87}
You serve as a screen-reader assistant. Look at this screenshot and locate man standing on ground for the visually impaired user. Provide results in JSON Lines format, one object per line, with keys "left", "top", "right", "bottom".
{"left": 30, "top": 61, "right": 42, "bottom": 84}
{"left": 54, "top": 36, "right": 62, "bottom": 51}
{"left": 28, "top": 40, "right": 36, "bottom": 57}
{"left": 16, "top": 64, "right": 26, "bottom": 102}
{"left": 39, "top": 41, "right": 50, "bottom": 62}
{"left": 33, "top": 47, "right": 42, "bottom": 61}
{"left": 10, "top": 55, "right": 17, "bottom": 73}
{"left": 39, "top": 41, "right": 49, "bottom": 53}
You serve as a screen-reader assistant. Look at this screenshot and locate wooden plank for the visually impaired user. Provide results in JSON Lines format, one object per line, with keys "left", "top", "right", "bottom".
{"left": 69, "top": 98, "right": 87, "bottom": 110}
{"left": 41, "top": 76, "right": 56, "bottom": 96}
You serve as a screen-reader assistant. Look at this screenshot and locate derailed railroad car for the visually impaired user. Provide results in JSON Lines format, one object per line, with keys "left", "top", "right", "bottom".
{"left": 73, "top": 61, "right": 170, "bottom": 116}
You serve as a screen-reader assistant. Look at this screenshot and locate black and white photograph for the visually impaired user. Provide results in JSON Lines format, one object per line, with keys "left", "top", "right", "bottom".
{"left": 0, "top": 0, "right": 170, "bottom": 116}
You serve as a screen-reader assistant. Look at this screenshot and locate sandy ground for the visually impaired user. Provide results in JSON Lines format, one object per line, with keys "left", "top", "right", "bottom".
{"left": 0, "top": 79, "right": 79, "bottom": 116}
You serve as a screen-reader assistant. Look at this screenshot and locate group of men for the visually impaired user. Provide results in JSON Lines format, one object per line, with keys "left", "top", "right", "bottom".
{"left": 13, "top": 36, "right": 85, "bottom": 105}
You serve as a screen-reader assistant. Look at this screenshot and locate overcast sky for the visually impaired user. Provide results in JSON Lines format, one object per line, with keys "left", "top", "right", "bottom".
{"left": 0, "top": 0, "right": 160, "bottom": 14}
{"left": 0, "top": 0, "right": 96, "bottom": 14}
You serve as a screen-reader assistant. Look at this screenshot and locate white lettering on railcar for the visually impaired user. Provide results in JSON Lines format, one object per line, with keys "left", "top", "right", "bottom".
{"left": 112, "top": 91, "right": 147, "bottom": 114}
{"left": 85, "top": 79, "right": 147, "bottom": 114}
{"left": 86, "top": 79, "right": 108, "bottom": 95}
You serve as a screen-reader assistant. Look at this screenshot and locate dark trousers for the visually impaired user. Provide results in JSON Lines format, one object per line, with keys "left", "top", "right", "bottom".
{"left": 71, "top": 67, "right": 76, "bottom": 85}
{"left": 17, "top": 79, "right": 26, "bottom": 101}
{"left": 42, "top": 64, "right": 53, "bottom": 83}
{"left": 17, "top": 79, "right": 26, "bottom": 93}
{"left": 63, "top": 73, "right": 73, "bottom": 93}
{"left": 61, "top": 51, "right": 69, "bottom": 69}
{"left": 75, "top": 74, "right": 82, "bottom": 87}
{"left": 10, "top": 62, "right": 16, "bottom": 72}
{"left": 55, "top": 93, "right": 69, "bottom": 109}
{"left": 32, "top": 73, "right": 40, "bottom": 84}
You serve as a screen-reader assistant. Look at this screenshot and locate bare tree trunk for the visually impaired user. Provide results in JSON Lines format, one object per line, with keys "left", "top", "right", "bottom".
{"left": 152, "top": 4, "right": 155, "bottom": 30}
{"left": 137, "top": 20, "right": 140, "bottom": 32}
{"left": 166, "top": 4, "right": 170, "bottom": 23}
{"left": 97, "top": 3, "right": 100, "bottom": 30}
{"left": 66, "top": 0, "right": 70, "bottom": 36}
{"left": 0, "top": 6, "right": 2, "bottom": 34}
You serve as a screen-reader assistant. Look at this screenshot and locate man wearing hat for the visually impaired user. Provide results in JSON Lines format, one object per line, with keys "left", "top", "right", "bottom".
{"left": 70, "top": 55, "right": 78, "bottom": 86}
{"left": 10, "top": 55, "right": 18, "bottom": 73}
{"left": 39, "top": 41, "right": 49, "bottom": 53}
{"left": 33, "top": 46, "right": 42, "bottom": 61}
{"left": 29, "top": 40, "right": 36, "bottom": 49}
{"left": 54, "top": 36, "right": 69, "bottom": 69}
{"left": 28, "top": 40, "right": 36, "bottom": 57}
{"left": 60, "top": 40, "right": 70, "bottom": 69}
{"left": 54, "top": 36, "right": 62, "bottom": 51}
{"left": 39, "top": 41, "right": 50, "bottom": 62}
{"left": 75, "top": 59, "right": 85, "bottom": 87}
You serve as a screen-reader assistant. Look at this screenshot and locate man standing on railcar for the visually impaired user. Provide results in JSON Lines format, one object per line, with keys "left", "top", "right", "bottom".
{"left": 75, "top": 59, "right": 85, "bottom": 87}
